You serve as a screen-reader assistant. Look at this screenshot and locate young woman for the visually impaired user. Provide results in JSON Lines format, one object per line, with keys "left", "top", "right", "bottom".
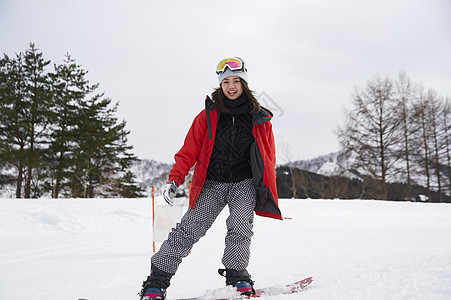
{"left": 140, "top": 57, "right": 282, "bottom": 300}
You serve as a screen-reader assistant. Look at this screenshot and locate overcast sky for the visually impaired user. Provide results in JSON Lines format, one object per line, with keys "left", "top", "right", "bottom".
{"left": 1, "top": 0, "right": 450, "bottom": 164}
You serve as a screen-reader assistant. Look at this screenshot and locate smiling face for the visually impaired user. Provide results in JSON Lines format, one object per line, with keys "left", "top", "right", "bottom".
{"left": 221, "top": 76, "right": 243, "bottom": 100}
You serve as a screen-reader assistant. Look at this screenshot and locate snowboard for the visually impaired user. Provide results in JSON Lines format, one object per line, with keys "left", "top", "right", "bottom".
{"left": 172, "top": 277, "right": 313, "bottom": 300}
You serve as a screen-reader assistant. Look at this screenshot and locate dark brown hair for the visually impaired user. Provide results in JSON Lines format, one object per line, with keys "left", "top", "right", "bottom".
{"left": 212, "top": 79, "right": 261, "bottom": 113}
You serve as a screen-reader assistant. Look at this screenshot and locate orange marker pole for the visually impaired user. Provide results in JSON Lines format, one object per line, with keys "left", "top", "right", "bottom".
{"left": 152, "top": 186, "right": 155, "bottom": 253}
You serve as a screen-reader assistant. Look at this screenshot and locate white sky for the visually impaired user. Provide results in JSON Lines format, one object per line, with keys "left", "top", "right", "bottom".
{"left": 1, "top": 0, "right": 450, "bottom": 163}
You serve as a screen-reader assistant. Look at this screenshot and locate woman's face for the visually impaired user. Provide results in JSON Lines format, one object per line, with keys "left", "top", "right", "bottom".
{"left": 221, "top": 76, "right": 243, "bottom": 100}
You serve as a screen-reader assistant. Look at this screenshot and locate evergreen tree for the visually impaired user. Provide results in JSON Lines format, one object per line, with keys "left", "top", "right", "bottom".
{"left": 70, "top": 93, "right": 137, "bottom": 198}
{"left": 0, "top": 51, "right": 29, "bottom": 198}
{"left": 1, "top": 44, "right": 141, "bottom": 198}
{"left": 0, "top": 56, "right": 20, "bottom": 190}
{"left": 46, "top": 54, "right": 96, "bottom": 198}
{"left": 113, "top": 170, "right": 145, "bottom": 198}
{"left": 22, "top": 43, "right": 52, "bottom": 198}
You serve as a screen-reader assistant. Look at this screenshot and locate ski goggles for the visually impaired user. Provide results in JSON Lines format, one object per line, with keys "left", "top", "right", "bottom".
{"left": 216, "top": 58, "right": 247, "bottom": 74}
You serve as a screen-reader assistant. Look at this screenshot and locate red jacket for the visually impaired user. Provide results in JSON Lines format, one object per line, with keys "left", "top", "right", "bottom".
{"left": 168, "top": 96, "right": 282, "bottom": 220}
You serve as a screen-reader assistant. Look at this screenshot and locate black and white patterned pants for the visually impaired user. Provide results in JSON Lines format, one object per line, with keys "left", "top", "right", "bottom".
{"left": 151, "top": 178, "right": 257, "bottom": 275}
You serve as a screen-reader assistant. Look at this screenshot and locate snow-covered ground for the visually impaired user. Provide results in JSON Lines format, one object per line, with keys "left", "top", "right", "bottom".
{"left": 0, "top": 198, "right": 450, "bottom": 300}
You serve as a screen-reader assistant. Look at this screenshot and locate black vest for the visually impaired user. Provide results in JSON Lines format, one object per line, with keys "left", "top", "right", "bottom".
{"left": 206, "top": 95, "right": 254, "bottom": 182}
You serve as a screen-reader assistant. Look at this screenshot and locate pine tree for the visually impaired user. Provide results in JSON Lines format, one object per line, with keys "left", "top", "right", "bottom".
{"left": 22, "top": 43, "right": 52, "bottom": 198}
{"left": 0, "top": 51, "right": 29, "bottom": 198}
{"left": 46, "top": 53, "right": 96, "bottom": 198}
{"left": 113, "top": 170, "right": 145, "bottom": 198}
{"left": 1, "top": 43, "right": 141, "bottom": 198}
{"left": 70, "top": 93, "right": 138, "bottom": 198}
{"left": 0, "top": 56, "right": 20, "bottom": 190}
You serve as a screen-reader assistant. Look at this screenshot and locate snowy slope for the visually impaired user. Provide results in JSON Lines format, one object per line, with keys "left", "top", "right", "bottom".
{"left": 0, "top": 198, "right": 450, "bottom": 300}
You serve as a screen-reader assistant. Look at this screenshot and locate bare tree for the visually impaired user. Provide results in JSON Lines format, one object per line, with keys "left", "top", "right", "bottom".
{"left": 414, "top": 87, "right": 448, "bottom": 202}
{"left": 278, "top": 139, "right": 297, "bottom": 198}
{"left": 393, "top": 71, "right": 419, "bottom": 200}
{"left": 337, "top": 71, "right": 450, "bottom": 201}
{"left": 337, "top": 74, "right": 403, "bottom": 200}
{"left": 442, "top": 99, "right": 451, "bottom": 195}
{"left": 414, "top": 86, "right": 433, "bottom": 201}
{"left": 428, "top": 90, "right": 444, "bottom": 202}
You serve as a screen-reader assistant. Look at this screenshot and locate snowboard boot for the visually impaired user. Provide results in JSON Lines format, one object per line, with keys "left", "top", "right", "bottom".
{"left": 218, "top": 268, "right": 255, "bottom": 296}
{"left": 140, "top": 267, "right": 172, "bottom": 300}
{"left": 140, "top": 286, "right": 166, "bottom": 300}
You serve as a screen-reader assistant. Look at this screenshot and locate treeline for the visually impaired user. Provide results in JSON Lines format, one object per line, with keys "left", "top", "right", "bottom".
{"left": 276, "top": 166, "right": 450, "bottom": 202}
{"left": 0, "top": 43, "right": 144, "bottom": 198}
{"left": 337, "top": 72, "right": 450, "bottom": 202}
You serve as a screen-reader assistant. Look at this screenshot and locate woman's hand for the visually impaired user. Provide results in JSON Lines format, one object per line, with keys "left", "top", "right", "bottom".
{"left": 162, "top": 181, "right": 178, "bottom": 206}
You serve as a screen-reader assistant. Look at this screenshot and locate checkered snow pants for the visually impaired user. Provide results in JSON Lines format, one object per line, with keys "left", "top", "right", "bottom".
{"left": 151, "top": 178, "right": 257, "bottom": 275}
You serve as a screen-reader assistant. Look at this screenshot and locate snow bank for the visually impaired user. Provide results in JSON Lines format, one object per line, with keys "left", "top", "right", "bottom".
{"left": 0, "top": 198, "right": 450, "bottom": 299}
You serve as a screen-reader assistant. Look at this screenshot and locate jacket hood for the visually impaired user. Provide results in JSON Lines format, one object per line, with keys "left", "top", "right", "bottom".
{"left": 252, "top": 106, "right": 273, "bottom": 125}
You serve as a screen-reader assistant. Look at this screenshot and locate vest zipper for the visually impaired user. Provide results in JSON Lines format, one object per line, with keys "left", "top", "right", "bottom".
{"left": 229, "top": 115, "right": 236, "bottom": 181}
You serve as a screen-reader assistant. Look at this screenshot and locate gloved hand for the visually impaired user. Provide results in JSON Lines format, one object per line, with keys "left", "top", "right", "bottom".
{"left": 162, "top": 180, "right": 178, "bottom": 206}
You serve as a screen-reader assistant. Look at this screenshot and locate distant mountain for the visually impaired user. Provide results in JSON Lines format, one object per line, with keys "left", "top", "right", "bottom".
{"left": 130, "top": 159, "right": 172, "bottom": 196}
{"left": 285, "top": 150, "right": 360, "bottom": 179}
{"left": 3, "top": 152, "right": 445, "bottom": 201}
{"left": 130, "top": 159, "right": 192, "bottom": 197}
{"left": 0, "top": 158, "right": 180, "bottom": 198}
{"left": 131, "top": 152, "right": 356, "bottom": 197}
